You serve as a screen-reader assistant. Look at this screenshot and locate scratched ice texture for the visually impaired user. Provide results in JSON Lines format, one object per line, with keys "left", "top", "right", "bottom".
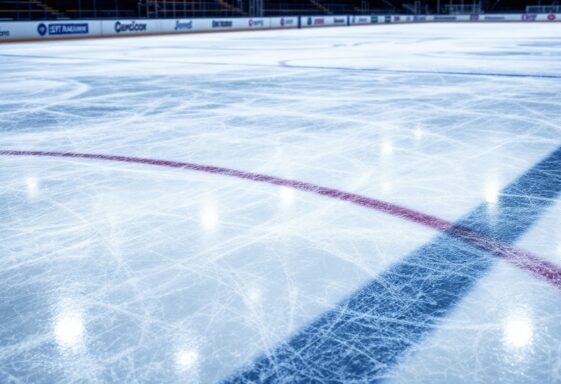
{"left": 1, "top": 22, "right": 561, "bottom": 383}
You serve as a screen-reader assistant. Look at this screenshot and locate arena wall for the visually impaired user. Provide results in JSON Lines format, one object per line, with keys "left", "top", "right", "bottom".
{"left": 0, "top": 13, "right": 559, "bottom": 42}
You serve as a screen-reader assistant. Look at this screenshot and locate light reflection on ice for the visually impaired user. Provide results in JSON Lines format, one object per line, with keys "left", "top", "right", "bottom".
{"left": 414, "top": 127, "right": 424, "bottom": 141}
{"left": 247, "top": 286, "right": 262, "bottom": 305}
{"left": 503, "top": 313, "right": 534, "bottom": 349}
{"left": 175, "top": 348, "right": 200, "bottom": 371}
{"left": 26, "top": 176, "right": 40, "bottom": 199}
{"left": 200, "top": 201, "right": 219, "bottom": 232}
{"left": 484, "top": 178, "right": 500, "bottom": 205}
{"left": 279, "top": 186, "right": 294, "bottom": 208}
{"left": 54, "top": 311, "right": 85, "bottom": 350}
{"left": 381, "top": 140, "right": 394, "bottom": 158}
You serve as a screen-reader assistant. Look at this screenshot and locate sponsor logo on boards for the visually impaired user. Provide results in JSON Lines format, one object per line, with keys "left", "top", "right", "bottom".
{"left": 371, "top": 16, "right": 378, "bottom": 23}
{"left": 548, "top": 13, "right": 556, "bottom": 21}
{"left": 434, "top": 16, "right": 457, "bottom": 20}
{"left": 114, "top": 21, "right": 147, "bottom": 33}
{"left": 280, "top": 17, "right": 295, "bottom": 27}
{"left": 307, "top": 17, "right": 325, "bottom": 25}
{"left": 212, "top": 20, "right": 233, "bottom": 28}
{"left": 249, "top": 19, "right": 265, "bottom": 27}
{"left": 385, "top": 15, "right": 391, "bottom": 23}
{"left": 352, "top": 16, "right": 369, "bottom": 24}
{"left": 37, "top": 22, "right": 88, "bottom": 36}
{"left": 483, "top": 16, "right": 505, "bottom": 20}
{"left": 334, "top": 17, "right": 346, "bottom": 24}
{"left": 470, "top": 14, "right": 480, "bottom": 21}
{"left": 0, "top": 29, "right": 10, "bottom": 37}
{"left": 521, "top": 14, "right": 537, "bottom": 21}
{"left": 37, "top": 23, "right": 48, "bottom": 36}
{"left": 394, "top": 16, "right": 401, "bottom": 21}
{"left": 414, "top": 15, "right": 426, "bottom": 21}
{"left": 175, "top": 20, "right": 193, "bottom": 30}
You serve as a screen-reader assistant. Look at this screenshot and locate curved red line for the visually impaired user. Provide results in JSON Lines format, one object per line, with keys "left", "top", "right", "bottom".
{"left": 2, "top": 149, "right": 561, "bottom": 290}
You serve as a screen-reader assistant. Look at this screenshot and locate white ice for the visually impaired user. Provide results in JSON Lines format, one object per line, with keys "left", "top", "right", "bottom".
{"left": 1, "top": 23, "right": 561, "bottom": 383}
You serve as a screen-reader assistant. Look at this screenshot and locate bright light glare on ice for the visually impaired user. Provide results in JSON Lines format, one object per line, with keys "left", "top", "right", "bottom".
{"left": 26, "top": 176, "right": 40, "bottom": 199}
{"left": 484, "top": 179, "right": 500, "bottom": 205}
{"left": 200, "top": 202, "right": 219, "bottom": 231}
{"left": 503, "top": 315, "right": 534, "bottom": 349}
{"left": 175, "top": 348, "right": 200, "bottom": 371}
{"left": 54, "top": 312, "right": 85, "bottom": 349}
{"left": 279, "top": 186, "right": 294, "bottom": 207}
{"left": 247, "top": 286, "right": 262, "bottom": 304}
{"left": 381, "top": 141, "right": 394, "bottom": 157}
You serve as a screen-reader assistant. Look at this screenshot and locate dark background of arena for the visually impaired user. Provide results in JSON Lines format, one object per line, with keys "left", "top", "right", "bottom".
{"left": 2, "top": 0, "right": 558, "bottom": 21}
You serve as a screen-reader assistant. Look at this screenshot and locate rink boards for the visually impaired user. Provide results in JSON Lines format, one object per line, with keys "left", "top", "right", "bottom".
{"left": 0, "top": 13, "right": 560, "bottom": 42}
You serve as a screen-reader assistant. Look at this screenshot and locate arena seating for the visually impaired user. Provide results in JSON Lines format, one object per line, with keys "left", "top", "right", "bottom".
{"left": 0, "top": 0, "right": 63, "bottom": 20}
{"left": 0, "top": 0, "right": 553, "bottom": 20}
{"left": 264, "top": 0, "right": 325, "bottom": 15}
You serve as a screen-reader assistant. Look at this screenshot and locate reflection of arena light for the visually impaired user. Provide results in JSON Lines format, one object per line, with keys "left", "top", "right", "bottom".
{"left": 503, "top": 316, "right": 533, "bottom": 349}
{"left": 54, "top": 311, "right": 85, "bottom": 349}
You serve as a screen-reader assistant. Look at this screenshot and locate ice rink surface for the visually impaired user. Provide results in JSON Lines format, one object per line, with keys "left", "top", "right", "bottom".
{"left": 2, "top": 22, "right": 561, "bottom": 383}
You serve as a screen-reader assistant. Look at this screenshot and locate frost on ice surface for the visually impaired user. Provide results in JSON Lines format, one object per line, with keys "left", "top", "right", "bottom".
{"left": 1, "top": 23, "right": 561, "bottom": 383}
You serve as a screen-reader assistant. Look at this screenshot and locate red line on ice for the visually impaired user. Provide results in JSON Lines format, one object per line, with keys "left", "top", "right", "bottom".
{"left": 2, "top": 149, "right": 561, "bottom": 290}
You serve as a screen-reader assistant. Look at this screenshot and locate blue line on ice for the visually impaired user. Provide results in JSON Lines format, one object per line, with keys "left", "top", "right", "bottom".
{"left": 225, "top": 145, "right": 561, "bottom": 383}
